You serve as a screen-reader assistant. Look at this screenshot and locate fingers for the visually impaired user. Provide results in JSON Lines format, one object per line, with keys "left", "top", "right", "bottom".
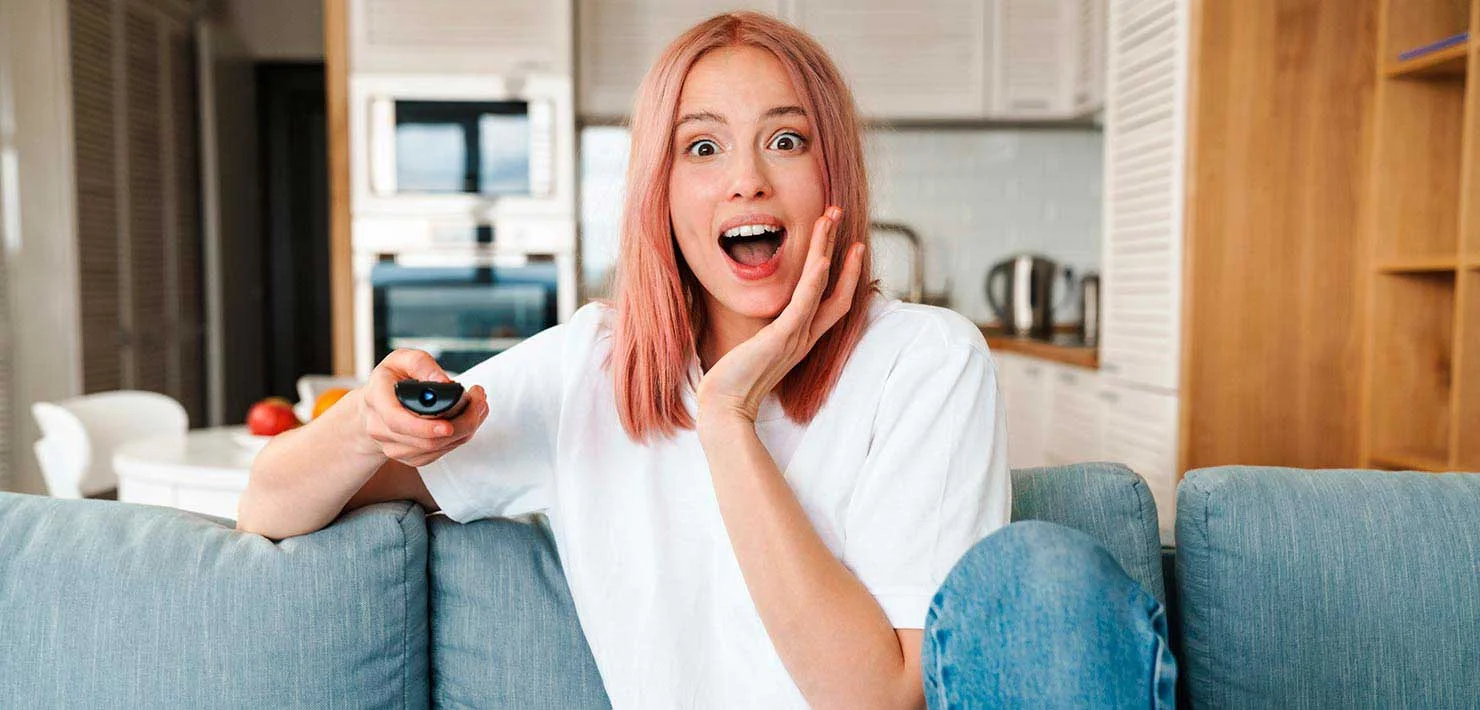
{"left": 779, "top": 205, "right": 844, "bottom": 330}
{"left": 382, "top": 348, "right": 453, "bottom": 383}
{"left": 364, "top": 354, "right": 489, "bottom": 452}
{"left": 815, "top": 242, "right": 865, "bottom": 335}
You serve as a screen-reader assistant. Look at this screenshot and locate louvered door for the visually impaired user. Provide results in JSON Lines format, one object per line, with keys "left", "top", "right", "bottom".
{"left": 69, "top": 0, "right": 204, "bottom": 425}
{"left": 1099, "top": 0, "right": 1186, "bottom": 532}
{"left": 792, "top": 0, "right": 988, "bottom": 120}
{"left": 1100, "top": 0, "right": 1185, "bottom": 393}
{"left": 577, "top": 0, "right": 784, "bottom": 119}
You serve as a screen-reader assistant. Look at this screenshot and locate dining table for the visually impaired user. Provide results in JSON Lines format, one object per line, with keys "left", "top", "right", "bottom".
{"left": 113, "top": 425, "right": 267, "bottom": 522}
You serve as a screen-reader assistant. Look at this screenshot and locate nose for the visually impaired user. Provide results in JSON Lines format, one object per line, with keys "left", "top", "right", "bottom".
{"left": 727, "top": 145, "right": 772, "bottom": 200}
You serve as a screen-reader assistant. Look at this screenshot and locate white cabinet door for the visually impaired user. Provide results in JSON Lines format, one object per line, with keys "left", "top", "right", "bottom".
{"left": 792, "top": 0, "right": 989, "bottom": 119}
{"left": 1043, "top": 364, "right": 1102, "bottom": 467}
{"left": 577, "top": 0, "right": 785, "bottom": 118}
{"left": 1099, "top": 0, "right": 1187, "bottom": 391}
{"left": 1099, "top": 381, "right": 1179, "bottom": 538}
{"left": 996, "top": 353, "right": 1051, "bottom": 469}
{"left": 987, "top": 0, "right": 1105, "bottom": 118}
{"left": 350, "top": 0, "right": 573, "bottom": 75}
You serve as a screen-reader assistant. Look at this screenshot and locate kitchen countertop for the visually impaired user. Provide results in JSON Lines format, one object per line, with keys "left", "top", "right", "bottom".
{"left": 979, "top": 325, "right": 1099, "bottom": 370}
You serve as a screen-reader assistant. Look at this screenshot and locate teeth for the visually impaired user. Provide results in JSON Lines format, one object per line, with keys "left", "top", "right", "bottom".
{"left": 722, "top": 224, "right": 782, "bottom": 239}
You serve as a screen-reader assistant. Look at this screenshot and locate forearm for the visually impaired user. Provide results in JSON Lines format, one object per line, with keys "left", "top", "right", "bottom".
{"left": 235, "top": 389, "right": 386, "bottom": 540}
{"left": 699, "top": 417, "right": 921, "bottom": 710}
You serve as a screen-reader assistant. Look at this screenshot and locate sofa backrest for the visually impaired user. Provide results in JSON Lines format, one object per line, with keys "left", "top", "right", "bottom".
{"left": 0, "top": 493, "right": 430, "bottom": 709}
{"left": 1175, "top": 466, "right": 1480, "bottom": 708}
{"left": 425, "top": 513, "right": 609, "bottom": 709}
{"left": 423, "top": 462, "right": 1167, "bottom": 709}
{"left": 1011, "top": 462, "right": 1167, "bottom": 602}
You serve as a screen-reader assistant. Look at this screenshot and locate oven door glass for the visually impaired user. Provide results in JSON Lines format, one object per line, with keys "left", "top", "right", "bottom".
{"left": 394, "top": 100, "right": 530, "bottom": 196}
{"left": 371, "top": 259, "right": 557, "bottom": 374}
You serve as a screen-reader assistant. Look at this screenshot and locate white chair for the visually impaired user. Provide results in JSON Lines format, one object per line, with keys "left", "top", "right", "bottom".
{"left": 294, "top": 374, "right": 363, "bottom": 422}
{"left": 31, "top": 391, "right": 189, "bottom": 499}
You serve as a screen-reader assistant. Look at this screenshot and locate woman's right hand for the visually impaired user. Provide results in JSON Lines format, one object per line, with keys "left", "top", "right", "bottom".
{"left": 352, "top": 348, "right": 489, "bottom": 467}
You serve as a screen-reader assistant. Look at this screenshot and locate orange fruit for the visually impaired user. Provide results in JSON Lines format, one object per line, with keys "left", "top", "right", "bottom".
{"left": 312, "top": 387, "right": 351, "bottom": 420}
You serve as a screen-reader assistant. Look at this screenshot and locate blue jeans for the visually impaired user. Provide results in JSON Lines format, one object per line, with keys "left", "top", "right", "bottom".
{"left": 922, "top": 520, "right": 1178, "bottom": 708}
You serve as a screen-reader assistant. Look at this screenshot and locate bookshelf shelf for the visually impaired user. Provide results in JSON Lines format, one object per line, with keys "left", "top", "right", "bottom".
{"left": 1376, "top": 258, "right": 1459, "bottom": 273}
{"left": 1385, "top": 40, "right": 1469, "bottom": 78}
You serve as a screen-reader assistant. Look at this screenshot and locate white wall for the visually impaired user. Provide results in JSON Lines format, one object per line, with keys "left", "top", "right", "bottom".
{"left": 0, "top": 0, "right": 84, "bottom": 495}
{"left": 578, "top": 125, "right": 1103, "bottom": 325}
{"left": 227, "top": 0, "right": 324, "bottom": 60}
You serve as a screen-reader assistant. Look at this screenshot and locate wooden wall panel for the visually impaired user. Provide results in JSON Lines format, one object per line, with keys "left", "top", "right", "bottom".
{"left": 1181, "top": 0, "right": 1378, "bottom": 470}
{"left": 326, "top": 0, "right": 353, "bottom": 376}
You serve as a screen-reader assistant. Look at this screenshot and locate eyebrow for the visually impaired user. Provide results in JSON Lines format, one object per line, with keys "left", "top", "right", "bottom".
{"left": 675, "top": 105, "right": 807, "bottom": 128}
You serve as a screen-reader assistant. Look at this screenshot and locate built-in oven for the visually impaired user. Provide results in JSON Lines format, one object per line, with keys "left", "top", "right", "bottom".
{"left": 353, "top": 247, "right": 577, "bottom": 377}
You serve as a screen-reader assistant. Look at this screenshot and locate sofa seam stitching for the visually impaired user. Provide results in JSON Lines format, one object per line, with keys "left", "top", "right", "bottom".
{"left": 399, "top": 502, "right": 411, "bottom": 710}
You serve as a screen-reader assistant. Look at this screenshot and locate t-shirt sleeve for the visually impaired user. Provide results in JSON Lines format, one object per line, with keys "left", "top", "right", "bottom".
{"left": 841, "top": 342, "right": 1012, "bottom": 629}
{"left": 417, "top": 321, "right": 568, "bottom": 523}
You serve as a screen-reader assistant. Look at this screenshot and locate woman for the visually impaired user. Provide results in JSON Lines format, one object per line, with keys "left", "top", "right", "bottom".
{"left": 237, "top": 11, "right": 1175, "bottom": 709}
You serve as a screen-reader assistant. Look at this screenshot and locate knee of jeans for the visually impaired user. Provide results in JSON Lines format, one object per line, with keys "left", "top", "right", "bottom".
{"left": 937, "top": 520, "right": 1125, "bottom": 607}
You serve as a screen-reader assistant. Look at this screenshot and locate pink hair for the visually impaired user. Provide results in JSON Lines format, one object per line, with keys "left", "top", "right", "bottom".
{"left": 602, "top": 11, "right": 879, "bottom": 444}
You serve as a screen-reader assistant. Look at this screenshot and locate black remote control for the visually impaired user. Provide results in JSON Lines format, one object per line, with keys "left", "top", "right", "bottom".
{"left": 395, "top": 380, "right": 469, "bottom": 419}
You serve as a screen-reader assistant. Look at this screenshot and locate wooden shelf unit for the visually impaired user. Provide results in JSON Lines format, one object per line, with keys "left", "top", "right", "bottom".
{"left": 1455, "top": 270, "right": 1480, "bottom": 469}
{"left": 1363, "top": 0, "right": 1480, "bottom": 472}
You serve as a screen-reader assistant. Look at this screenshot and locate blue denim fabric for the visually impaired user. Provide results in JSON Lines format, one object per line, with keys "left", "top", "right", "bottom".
{"left": 1011, "top": 463, "right": 1166, "bottom": 603}
{"left": 923, "top": 520, "right": 1177, "bottom": 709}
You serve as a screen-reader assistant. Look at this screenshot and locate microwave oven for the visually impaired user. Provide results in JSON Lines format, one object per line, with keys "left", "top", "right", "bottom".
{"left": 349, "top": 74, "right": 576, "bottom": 226}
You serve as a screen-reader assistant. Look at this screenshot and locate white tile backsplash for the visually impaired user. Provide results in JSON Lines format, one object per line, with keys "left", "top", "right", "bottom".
{"left": 579, "top": 125, "right": 1102, "bottom": 325}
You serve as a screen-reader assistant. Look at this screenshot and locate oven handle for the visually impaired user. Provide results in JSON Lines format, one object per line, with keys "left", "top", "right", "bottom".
{"left": 386, "top": 250, "right": 552, "bottom": 268}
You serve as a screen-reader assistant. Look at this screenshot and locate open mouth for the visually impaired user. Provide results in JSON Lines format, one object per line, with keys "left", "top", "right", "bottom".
{"left": 718, "top": 225, "right": 787, "bottom": 267}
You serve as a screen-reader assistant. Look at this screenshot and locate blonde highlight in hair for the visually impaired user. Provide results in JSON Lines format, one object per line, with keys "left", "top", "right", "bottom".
{"left": 602, "top": 11, "right": 878, "bottom": 443}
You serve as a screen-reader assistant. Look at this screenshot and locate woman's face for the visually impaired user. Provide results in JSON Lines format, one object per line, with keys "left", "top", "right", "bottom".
{"left": 668, "top": 45, "right": 827, "bottom": 324}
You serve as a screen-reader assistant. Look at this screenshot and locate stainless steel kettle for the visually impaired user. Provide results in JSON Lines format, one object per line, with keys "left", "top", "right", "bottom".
{"left": 985, "top": 255, "right": 1064, "bottom": 338}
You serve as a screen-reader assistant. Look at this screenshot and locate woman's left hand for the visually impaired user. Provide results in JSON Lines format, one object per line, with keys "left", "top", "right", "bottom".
{"left": 695, "top": 205, "right": 865, "bottom": 427}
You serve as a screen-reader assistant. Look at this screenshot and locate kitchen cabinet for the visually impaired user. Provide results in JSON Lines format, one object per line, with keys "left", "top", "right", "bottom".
{"left": 1043, "top": 365, "right": 1103, "bottom": 467}
{"left": 790, "top": 0, "right": 989, "bottom": 120}
{"left": 1097, "top": 382, "right": 1178, "bottom": 540}
{"left": 577, "top": 0, "right": 784, "bottom": 119}
{"left": 996, "top": 352, "right": 1050, "bottom": 469}
{"left": 576, "top": 0, "right": 1104, "bottom": 122}
{"left": 988, "top": 0, "right": 1106, "bottom": 119}
{"left": 348, "top": 0, "right": 572, "bottom": 75}
{"left": 994, "top": 350, "right": 1176, "bottom": 537}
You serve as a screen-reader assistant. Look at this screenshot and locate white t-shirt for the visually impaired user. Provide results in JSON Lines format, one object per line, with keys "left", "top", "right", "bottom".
{"left": 419, "top": 294, "right": 1011, "bottom": 709}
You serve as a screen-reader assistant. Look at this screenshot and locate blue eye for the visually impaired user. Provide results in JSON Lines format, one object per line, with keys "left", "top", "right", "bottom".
{"left": 770, "top": 131, "right": 805, "bottom": 151}
{"left": 686, "top": 139, "right": 719, "bottom": 157}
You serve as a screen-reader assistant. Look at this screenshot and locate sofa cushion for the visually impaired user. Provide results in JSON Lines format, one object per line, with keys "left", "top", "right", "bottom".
{"left": 1176, "top": 466, "right": 1480, "bottom": 708}
{"left": 1011, "top": 462, "right": 1166, "bottom": 602}
{"left": 427, "top": 513, "right": 609, "bottom": 709}
{"left": 0, "top": 493, "right": 430, "bottom": 709}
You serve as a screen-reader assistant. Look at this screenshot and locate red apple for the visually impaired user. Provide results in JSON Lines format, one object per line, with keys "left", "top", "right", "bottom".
{"left": 246, "top": 397, "right": 302, "bottom": 436}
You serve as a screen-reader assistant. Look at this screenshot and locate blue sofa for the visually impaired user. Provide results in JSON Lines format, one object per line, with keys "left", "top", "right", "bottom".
{"left": 2, "top": 463, "right": 1477, "bottom": 708}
